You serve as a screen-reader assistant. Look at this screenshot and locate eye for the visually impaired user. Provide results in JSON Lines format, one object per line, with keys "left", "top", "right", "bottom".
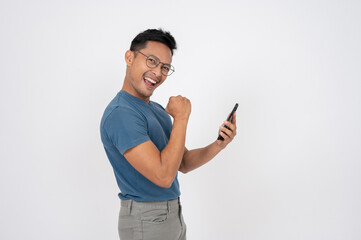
{"left": 147, "top": 56, "right": 159, "bottom": 66}
{"left": 148, "top": 58, "right": 156, "bottom": 63}
{"left": 162, "top": 65, "right": 170, "bottom": 72}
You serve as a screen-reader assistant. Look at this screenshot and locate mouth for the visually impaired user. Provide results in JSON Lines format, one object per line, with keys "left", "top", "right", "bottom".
{"left": 143, "top": 76, "right": 158, "bottom": 88}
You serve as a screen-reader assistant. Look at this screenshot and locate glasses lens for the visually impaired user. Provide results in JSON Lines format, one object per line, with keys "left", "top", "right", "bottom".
{"left": 143, "top": 53, "right": 175, "bottom": 76}
{"left": 164, "top": 65, "right": 174, "bottom": 76}
{"left": 146, "top": 56, "right": 158, "bottom": 68}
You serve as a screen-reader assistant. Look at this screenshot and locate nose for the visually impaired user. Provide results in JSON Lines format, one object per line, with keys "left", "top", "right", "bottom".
{"left": 150, "top": 64, "right": 163, "bottom": 78}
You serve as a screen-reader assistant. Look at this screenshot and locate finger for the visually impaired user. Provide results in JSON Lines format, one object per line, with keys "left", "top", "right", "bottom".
{"left": 231, "top": 112, "right": 237, "bottom": 124}
{"left": 219, "top": 129, "right": 231, "bottom": 141}
{"left": 219, "top": 125, "right": 234, "bottom": 139}
{"left": 223, "top": 121, "right": 236, "bottom": 132}
{"left": 225, "top": 112, "right": 237, "bottom": 123}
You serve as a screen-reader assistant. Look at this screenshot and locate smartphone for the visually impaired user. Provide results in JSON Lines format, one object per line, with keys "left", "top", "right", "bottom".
{"left": 217, "top": 103, "right": 238, "bottom": 141}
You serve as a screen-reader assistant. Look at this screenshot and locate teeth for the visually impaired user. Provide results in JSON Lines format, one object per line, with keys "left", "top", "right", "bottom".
{"left": 144, "top": 77, "right": 156, "bottom": 84}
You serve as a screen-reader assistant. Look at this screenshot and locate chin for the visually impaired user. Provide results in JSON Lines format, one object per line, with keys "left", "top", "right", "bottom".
{"left": 137, "top": 88, "right": 154, "bottom": 100}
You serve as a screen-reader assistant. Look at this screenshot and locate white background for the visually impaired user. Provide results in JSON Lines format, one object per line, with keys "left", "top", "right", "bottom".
{"left": 1, "top": 0, "right": 361, "bottom": 239}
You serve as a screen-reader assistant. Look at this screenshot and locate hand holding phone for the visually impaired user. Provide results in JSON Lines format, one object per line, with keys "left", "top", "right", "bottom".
{"left": 217, "top": 103, "right": 238, "bottom": 141}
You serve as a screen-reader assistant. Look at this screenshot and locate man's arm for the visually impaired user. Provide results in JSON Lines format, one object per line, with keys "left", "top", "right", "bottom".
{"left": 123, "top": 96, "right": 191, "bottom": 188}
{"left": 179, "top": 113, "right": 237, "bottom": 173}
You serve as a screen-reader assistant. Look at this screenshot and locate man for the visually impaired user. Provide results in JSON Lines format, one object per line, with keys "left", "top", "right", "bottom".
{"left": 100, "top": 29, "right": 237, "bottom": 240}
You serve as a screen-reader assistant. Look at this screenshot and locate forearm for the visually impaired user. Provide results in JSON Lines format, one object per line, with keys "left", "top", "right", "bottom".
{"left": 180, "top": 141, "right": 224, "bottom": 173}
{"left": 159, "top": 119, "right": 188, "bottom": 183}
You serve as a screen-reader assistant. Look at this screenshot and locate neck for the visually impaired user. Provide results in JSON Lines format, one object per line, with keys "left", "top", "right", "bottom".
{"left": 121, "top": 79, "right": 150, "bottom": 103}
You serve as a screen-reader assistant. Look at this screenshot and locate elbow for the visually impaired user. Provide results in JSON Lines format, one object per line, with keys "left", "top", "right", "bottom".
{"left": 178, "top": 162, "right": 189, "bottom": 174}
{"left": 157, "top": 177, "right": 174, "bottom": 189}
{"left": 154, "top": 174, "right": 175, "bottom": 189}
{"left": 178, "top": 166, "right": 189, "bottom": 174}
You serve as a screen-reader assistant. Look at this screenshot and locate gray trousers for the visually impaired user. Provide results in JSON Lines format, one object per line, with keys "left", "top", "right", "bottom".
{"left": 118, "top": 198, "right": 187, "bottom": 240}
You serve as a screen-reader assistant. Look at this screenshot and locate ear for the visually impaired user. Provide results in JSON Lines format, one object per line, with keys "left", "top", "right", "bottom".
{"left": 125, "top": 50, "right": 134, "bottom": 67}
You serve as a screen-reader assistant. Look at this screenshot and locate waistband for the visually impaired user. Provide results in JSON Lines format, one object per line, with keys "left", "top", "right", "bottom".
{"left": 121, "top": 198, "right": 181, "bottom": 212}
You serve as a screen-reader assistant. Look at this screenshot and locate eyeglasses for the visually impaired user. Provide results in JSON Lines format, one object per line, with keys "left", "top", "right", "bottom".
{"left": 136, "top": 50, "right": 175, "bottom": 76}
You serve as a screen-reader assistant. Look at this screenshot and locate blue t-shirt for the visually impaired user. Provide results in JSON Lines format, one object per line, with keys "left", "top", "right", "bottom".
{"left": 100, "top": 90, "right": 180, "bottom": 202}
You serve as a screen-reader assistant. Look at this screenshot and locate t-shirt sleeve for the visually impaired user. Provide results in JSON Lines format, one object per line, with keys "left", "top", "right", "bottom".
{"left": 103, "top": 107, "right": 150, "bottom": 155}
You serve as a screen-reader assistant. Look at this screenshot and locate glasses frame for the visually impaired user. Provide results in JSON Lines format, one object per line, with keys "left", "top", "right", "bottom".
{"left": 136, "top": 50, "right": 175, "bottom": 76}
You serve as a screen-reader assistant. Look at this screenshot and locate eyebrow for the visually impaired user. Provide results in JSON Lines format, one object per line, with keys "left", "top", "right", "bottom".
{"left": 147, "top": 53, "right": 172, "bottom": 66}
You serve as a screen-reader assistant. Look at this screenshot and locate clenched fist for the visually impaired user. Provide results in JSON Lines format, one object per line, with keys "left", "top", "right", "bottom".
{"left": 165, "top": 95, "right": 191, "bottom": 121}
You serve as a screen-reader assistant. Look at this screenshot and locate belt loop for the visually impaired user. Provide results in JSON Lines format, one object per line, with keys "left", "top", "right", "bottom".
{"left": 167, "top": 200, "right": 170, "bottom": 213}
{"left": 125, "top": 199, "right": 133, "bottom": 215}
{"left": 129, "top": 199, "right": 133, "bottom": 214}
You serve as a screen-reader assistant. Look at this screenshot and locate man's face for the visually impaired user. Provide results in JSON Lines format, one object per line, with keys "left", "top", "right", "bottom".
{"left": 125, "top": 41, "right": 173, "bottom": 102}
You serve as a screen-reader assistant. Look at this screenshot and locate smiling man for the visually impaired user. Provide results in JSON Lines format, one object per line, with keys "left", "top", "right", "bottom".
{"left": 100, "top": 29, "right": 237, "bottom": 240}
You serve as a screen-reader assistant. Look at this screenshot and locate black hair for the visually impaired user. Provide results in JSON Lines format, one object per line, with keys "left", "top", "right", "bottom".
{"left": 130, "top": 28, "right": 177, "bottom": 55}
